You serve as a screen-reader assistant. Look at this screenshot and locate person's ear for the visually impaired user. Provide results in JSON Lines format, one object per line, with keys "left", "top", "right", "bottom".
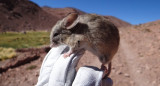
{"left": 63, "top": 13, "right": 79, "bottom": 29}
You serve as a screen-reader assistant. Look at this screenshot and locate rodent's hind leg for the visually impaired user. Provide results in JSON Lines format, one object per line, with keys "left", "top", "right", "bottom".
{"left": 101, "top": 62, "right": 112, "bottom": 79}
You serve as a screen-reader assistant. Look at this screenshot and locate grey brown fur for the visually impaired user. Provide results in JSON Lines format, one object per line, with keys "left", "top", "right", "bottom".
{"left": 50, "top": 13, "right": 120, "bottom": 65}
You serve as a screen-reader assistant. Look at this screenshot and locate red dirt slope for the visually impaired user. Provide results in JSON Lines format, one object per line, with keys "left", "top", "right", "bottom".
{"left": 0, "top": 0, "right": 131, "bottom": 32}
{"left": 0, "top": 20, "right": 160, "bottom": 86}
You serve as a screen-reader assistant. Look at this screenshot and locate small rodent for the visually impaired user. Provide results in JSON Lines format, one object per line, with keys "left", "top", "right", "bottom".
{"left": 50, "top": 13, "right": 120, "bottom": 77}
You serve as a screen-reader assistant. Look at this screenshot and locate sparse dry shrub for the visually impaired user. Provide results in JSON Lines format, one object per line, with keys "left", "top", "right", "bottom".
{"left": 0, "top": 47, "right": 17, "bottom": 60}
{"left": 26, "top": 65, "right": 37, "bottom": 70}
{"left": 144, "top": 28, "right": 151, "bottom": 32}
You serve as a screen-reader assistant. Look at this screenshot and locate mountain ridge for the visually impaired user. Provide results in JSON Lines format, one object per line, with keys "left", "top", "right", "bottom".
{"left": 0, "top": 0, "right": 131, "bottom": 32}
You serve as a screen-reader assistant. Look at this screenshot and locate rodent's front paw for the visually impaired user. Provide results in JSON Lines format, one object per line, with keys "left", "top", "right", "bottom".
{"left": 63, "top": 52, "right": 72, "bottom": 58}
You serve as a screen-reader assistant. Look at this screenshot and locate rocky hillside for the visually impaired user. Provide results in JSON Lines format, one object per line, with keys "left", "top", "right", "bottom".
{"left": 0, "top": 0, "right": 131, "bottom": 32}
{"left": 0, "top": 20, "right": 160, "bottom": 86}
{"left": 0, "top": 0, "right": 57, "bottom": 32}
{"left": 104, "top": 16, "right": 131, "bottom": 28}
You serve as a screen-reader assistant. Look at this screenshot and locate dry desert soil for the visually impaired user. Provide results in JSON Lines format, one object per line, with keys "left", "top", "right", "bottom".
{"left": 0, "top": 20, "right": 160, "bottom": 86}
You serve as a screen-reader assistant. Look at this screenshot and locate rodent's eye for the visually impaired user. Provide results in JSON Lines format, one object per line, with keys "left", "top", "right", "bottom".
{"left": 53, "top": 33, "right": 59, "bottom": 37}
{"left": 77, "top": 40, "right": 80, "bottom": 47}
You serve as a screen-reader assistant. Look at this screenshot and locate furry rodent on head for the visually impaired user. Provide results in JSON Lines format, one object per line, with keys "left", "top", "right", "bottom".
{"left": 50, "top": 13, "right": 120, "bottom": 65}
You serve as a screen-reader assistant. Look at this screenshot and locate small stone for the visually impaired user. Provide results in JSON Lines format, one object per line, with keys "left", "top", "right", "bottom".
{"left": 15, "top": 68, "right": 20, "bottom": 71}
{"left": 7, "top": 74, "right": 10, "bottom": 77}
{"left": 25, "top": 77, "right": 28, "bottom": 81}
{"left": 35, "top": 72, "right": 39, "bottom": 77}
{"left": 118, "top": 64, "right": 123, "bottom": 67}
{"left": 112, "top": 69, "right": 116, "bottom": 73}
{"left": 124, "top": 73, "right": 130, "bottom": 77}
{"left": 116, "top": 71, "right": 123, "bottom": 75}
{"left": 152, "top": 81, "right": 156, "bottom": 84}
{"left": 130, "top": 81, "right": 135, "bottom": 85}
{"left": 145, "top": 65, "right": 150, "bottom": 70}
{"left": 136, "top": 70, "right": 142, "bottom": 74}
{"left": 8, "top": 68, "right": 12, "bottom": 71}
{"left": 112, "top": 67, "right": 115, "bottom": 70}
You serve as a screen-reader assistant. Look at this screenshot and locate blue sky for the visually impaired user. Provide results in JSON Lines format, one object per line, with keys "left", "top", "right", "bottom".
{"left": 30, "top": 0, "right": 160, "bottom": 25}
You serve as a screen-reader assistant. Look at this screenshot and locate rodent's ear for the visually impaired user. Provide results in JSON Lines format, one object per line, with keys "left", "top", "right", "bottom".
{"left": 63, "top": 13, "right": 79, "bottom": 29}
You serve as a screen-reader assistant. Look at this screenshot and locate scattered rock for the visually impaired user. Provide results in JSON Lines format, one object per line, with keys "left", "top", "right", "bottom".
{"left": 129, "top": 81, "right": 135, "bottom": 85}
{"left": 116, "top": 71, "right": 123, "bottom": 75}
{"left": 136, "top": 69, "right": 142, "bottom": 74}
{"left": 152, "top": 80, "right": 156, "bottom": 85}
{"left": 124, "top": 73, "right": 130, "bottom": 77}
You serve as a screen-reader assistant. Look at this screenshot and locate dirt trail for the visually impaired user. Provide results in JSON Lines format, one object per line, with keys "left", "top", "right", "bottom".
{"left": 120, "top": 38, "right": 151, "bottom": 86}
